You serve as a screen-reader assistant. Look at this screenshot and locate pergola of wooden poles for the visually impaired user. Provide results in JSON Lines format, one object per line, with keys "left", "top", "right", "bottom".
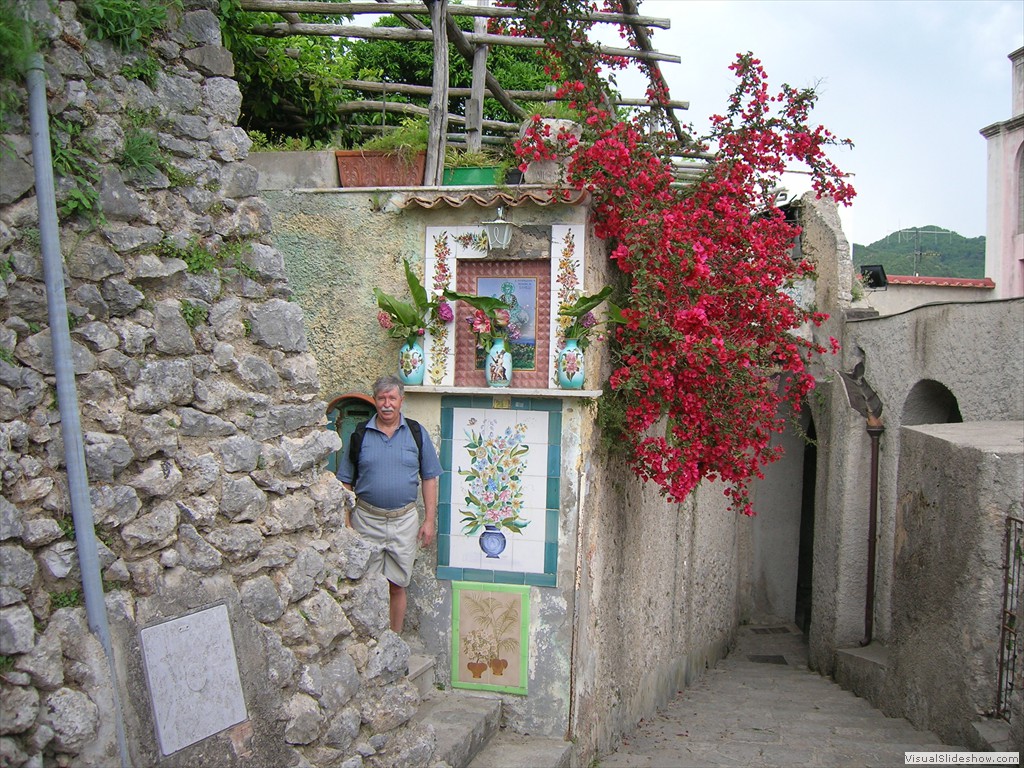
{"left": 237, "top": 0, "right": 700, "bottom": 185}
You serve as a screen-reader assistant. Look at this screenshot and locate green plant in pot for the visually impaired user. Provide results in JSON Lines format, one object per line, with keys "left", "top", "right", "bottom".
{"left": 337, "top": 117, "right": 429, "bottom": 187}
{"left": 443, "top": 147, "right": 504, "bottom": 186}
{"left": 556, "top": 285, "right": 617, "bottom": 389}
{"left": 374, "top": 258, "right": 453, "bottom": 384}
{"left": 443, "top": 289, "right": 517, "bottom": 387}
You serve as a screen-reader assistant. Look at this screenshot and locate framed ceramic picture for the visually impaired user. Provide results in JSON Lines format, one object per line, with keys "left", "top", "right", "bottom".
{"left": 451, "top": 582, "right": 529, "bottom": 695}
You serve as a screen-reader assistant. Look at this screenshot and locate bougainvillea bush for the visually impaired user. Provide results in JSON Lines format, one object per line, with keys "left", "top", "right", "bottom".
{"left": 502, "top": 2, "right": 855, "bottom": 515}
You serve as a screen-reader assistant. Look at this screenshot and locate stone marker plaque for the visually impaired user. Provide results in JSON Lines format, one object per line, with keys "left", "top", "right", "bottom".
{"left": 140, "top": 604, "right": 248, "bottom": 755}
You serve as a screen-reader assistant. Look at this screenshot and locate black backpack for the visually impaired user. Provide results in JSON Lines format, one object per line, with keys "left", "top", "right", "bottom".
{"left": 348, "top": 418, "right": 424, "bottom": 484}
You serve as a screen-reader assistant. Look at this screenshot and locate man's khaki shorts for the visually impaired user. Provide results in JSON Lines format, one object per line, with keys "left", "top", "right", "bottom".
{"left": 351, "top": 500, "right": 419, "bottom": 588}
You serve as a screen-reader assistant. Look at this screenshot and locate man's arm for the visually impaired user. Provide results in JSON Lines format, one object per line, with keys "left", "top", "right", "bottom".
{"left": 418, "top": 476, "right": 438, "bottom": 547}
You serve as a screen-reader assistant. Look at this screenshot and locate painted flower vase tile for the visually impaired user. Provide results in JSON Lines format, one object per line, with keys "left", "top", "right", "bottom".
{"left": 398, "top": 340, "right": 425, "bottom": 385}
{"left": 557, "top": 338, "right": 584, "bottom": 389}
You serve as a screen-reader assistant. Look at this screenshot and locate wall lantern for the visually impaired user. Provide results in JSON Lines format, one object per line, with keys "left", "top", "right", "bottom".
{"left": 482, "top": 206, "right": 515, "bottom": 250}
{"left": 860, "top": 264, "right": 888, "bottom": 290}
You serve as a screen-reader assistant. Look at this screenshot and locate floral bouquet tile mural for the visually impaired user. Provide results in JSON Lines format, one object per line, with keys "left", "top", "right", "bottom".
{"left": 438, "top": 398, "right": 561, "bottom": 587}
{"left": 452, "top": 582, "right": 529, "bottom": 694}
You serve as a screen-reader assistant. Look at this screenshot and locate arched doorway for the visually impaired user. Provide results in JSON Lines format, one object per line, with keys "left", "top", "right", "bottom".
{"left": 902, "top": 379, "right": 963, "bottom": 425}
{"left": 325, "top": 393, "right": 376, "bottom": 475}
{"left": 794, "top": 418, "right": 817, "bottom": 634}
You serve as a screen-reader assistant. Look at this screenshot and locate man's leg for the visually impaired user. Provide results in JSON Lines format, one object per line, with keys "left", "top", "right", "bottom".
{"left": 389, "top": 581, "right": 406, "bottom": 633}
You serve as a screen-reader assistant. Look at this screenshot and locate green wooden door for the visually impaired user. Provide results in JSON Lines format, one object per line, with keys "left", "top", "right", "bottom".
{"left": 326, "top": 400, "right": 375, "bottom": 475}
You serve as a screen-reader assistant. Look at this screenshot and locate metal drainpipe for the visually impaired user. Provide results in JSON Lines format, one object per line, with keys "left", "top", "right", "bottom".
{"left": 25, "top": 51, "right": 130, "bottom": 768}
{"left": 861, "top": 419, "right": 884, "bottom": 647}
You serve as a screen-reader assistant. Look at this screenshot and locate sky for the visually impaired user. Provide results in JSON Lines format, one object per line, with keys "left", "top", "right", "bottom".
{"left": 598, "top": 0, "right": 1024, "bottom": 246}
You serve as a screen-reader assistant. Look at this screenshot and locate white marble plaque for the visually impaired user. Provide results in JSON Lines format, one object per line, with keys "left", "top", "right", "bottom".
{"left": 140, "top": 604, "right": 248, "bottom": 755}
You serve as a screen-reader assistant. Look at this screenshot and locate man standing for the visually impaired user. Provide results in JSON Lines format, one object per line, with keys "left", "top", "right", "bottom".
{"left": 337, "top": 375, "right": 441, "bottom": 633}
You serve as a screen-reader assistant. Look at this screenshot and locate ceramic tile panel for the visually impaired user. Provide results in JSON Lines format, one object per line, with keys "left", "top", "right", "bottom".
{"left": 438, "top": 397, "right": 561, "bottom": 585}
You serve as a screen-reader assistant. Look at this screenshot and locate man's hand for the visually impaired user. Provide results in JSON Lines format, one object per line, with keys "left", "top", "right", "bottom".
{"left": 417, "top": 520, "right": 436, "bottom": 548}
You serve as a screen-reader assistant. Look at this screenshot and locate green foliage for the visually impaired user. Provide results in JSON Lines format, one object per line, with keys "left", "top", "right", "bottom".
{"left": 0, "top": 0, "right": 35, "bottom": 134}
{"left": 50, "top": 119, "right": 103, "bottom": 225}
{"left": 120, "top": 127, "right": 162, "bottom": 178}
{"left": 20, "top": 227, "right": 40, "bottom": 251}
{"left": 444, "top": 147, "right": 501, "bottom": 168}
{"left": 220, "top": 5, "right": 550, "bottom": 144}
{"left": 853, "top": 227, "right": 985, "bottom": 279}
{"left": 0, "top": 346, "right": 15, "bottom": 365}
{"left": 50, "top": 589, "right": 83, "bottom": 609}
{"left": 164, "top": 164, "right": 198, "bottom": 188}
{"left": 359, "top": 116, "right": 428, "bottom": 162}
{"left": 219, "top": 0, "right": 359, "bottom": 144}
{"left": 0, "top": 256, "right": 12, "bottom": 280}
{"left": 121, "top": 53, "right": 161, "bottom": 86}
{"left": 57, "top": 516, "right": 75, "bottom": 539}
{"left": 79, "top": 0, "right": 179, "bottom": 53}
{"left": 242, "top": 318, "right": 252, "bottom": 337}
{"left": 160, "top": 237, "right": 217, "bottom": 274}
{"left": 124, "top": 107, "right": 161, "bottom": 130}
{"left": 180, "top": 299, "right": 208, "bottom": 328}
{"left": 346, "top": 15, "right": 550, "bottom": 125}
{"left": 0, "top": 4, "right": 34, "bottom": 92}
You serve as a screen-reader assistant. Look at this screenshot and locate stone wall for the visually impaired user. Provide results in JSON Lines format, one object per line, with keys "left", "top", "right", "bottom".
{"left": 0, "top": 3, "right": 427, "bottom": 767}
{"left": 890, "top": 422, "right": 1023, "bottom": 745}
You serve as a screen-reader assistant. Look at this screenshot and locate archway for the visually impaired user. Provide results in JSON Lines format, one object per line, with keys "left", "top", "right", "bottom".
{"left": 902, "top": 379, "right": 963, "bottom": 426}
{"left": 325, "top": 393, "right": 376, "bottom": 475}
{"left": 794, "top": 418, "right": 817, "bottom": 634}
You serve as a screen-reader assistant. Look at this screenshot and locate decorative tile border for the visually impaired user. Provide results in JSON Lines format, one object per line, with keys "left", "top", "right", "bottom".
{"left": 437, "top": 396, "right": 561, "bottom": 588}
{"left": 550, "top": 225, "right": 585, "bottom": 386}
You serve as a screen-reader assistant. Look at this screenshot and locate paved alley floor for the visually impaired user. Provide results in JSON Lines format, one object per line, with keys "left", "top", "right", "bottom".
{"left": 598, "top": 624, "right": 961, "bottom": 768}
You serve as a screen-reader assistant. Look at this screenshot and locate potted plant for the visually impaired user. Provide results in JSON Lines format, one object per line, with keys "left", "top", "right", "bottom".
{"left": 336, "top": 117, "right": 429, "bottom": 187}
{"left": 442, "top": 147, "right": 506, "bottom": 186}
{"left": 374, "top": 259, "right": 454, "bottom": 384}
{"left": 443, "top": 289, "right": 515, "bottom": 387}
{"left": 556, "top": 285, "right": 615, "bottom": 389}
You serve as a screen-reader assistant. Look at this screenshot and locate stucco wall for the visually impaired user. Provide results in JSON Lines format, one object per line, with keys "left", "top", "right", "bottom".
{"left": 891, "top": 422, "right": 1024, "bottom": 744}
{"left": 261, "top": 185, "right": 744, "bottom": 762}
{"left": 570, "top": 442, "right": 738, "bottom": 765}
{"left": 810, "top": 299, "right": 1024, "bottom": 677}
{"left": 982, "top": 47, "right": 1024, "bottom": 300}
{"left": 859, "top": 284, "right": 996, "bottom": 316}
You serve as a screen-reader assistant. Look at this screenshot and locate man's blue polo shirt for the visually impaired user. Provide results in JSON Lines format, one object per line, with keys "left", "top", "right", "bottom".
{"left": 336, "top": 414, "right": 442, "bottom": 509}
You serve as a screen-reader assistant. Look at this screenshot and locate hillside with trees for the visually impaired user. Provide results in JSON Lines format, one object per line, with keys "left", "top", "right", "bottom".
{"left": 852, "top": 227, "right": 985, "bottom": 279}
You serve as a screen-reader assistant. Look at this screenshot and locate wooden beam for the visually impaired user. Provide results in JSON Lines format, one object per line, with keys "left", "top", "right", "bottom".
{"left": 372, "top": 0, "right": 525, "bottom": 121}
{"left": 245, "top": 22, "right": 680, "bottom": 64}
{"left": 337, "top": 79, "right": 689, "bottom": 110}
{"left": 424, "top": 0, "right": 449, "bottom": 185}
{"left": 334, "top": 100, "right": 519, "bottom": 131}
{"left": 619, "top": 0, "right": 687, "bottom": 143}
{"left": 466, "top": 6, "right": 488, "bottom": 152}
{"left": 236, "top": 0, "right": 672, "bottom": 29}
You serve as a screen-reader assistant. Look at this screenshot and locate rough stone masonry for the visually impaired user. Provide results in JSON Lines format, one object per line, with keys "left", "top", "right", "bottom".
{"left": 0, "top": 2, "right": 434, "bottom": 766}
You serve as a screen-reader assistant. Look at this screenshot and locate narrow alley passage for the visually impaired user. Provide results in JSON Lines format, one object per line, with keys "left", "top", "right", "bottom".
{"left": 598, "top": 625, "right": 963, "bottom": 767}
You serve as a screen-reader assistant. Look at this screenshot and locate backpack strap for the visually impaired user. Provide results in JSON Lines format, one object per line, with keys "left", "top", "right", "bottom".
{"left": 348, "top": 418, "right": 424, "bottom": 484}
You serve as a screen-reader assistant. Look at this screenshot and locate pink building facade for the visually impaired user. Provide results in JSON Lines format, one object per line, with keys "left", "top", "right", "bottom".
{"left": 981, "top": 47, "right": 1024, "bottom": 299}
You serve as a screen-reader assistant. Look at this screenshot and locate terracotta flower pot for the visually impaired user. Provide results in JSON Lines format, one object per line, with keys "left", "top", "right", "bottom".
{"left": 467, "top": 661, "right": 487, "bottom": 679}
{"left": 488, "top": 658, "right": 508, "bottom": 676}
{"left": 335, "top": 150, "right": 426, "bottom": 187}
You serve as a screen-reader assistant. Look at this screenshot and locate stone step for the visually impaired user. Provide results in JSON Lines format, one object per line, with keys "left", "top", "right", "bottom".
{"left": 414, "top": 689, "right": 502, "bottom": 768}
{"left": 407, "top": 653, "right": 435, "bottom": 699}
{"left": 467, "top": 729, "right": 572, "bottom": 768}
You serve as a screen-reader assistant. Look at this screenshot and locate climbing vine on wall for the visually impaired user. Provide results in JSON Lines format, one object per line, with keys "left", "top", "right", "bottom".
{"left": 511, "top": 27, "right": 855, "bottom": 514}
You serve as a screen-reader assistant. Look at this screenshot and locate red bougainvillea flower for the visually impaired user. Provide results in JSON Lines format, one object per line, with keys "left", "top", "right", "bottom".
{"left": 509, "top": 44, "right": 855, "bottom": 515}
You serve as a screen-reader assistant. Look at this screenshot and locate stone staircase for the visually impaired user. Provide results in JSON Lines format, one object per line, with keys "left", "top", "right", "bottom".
{"left": 406, "top": 652, "right": 572, "bottom": 768}
{"left": 599, "top": 625, "right": 967, "bottom": 768}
